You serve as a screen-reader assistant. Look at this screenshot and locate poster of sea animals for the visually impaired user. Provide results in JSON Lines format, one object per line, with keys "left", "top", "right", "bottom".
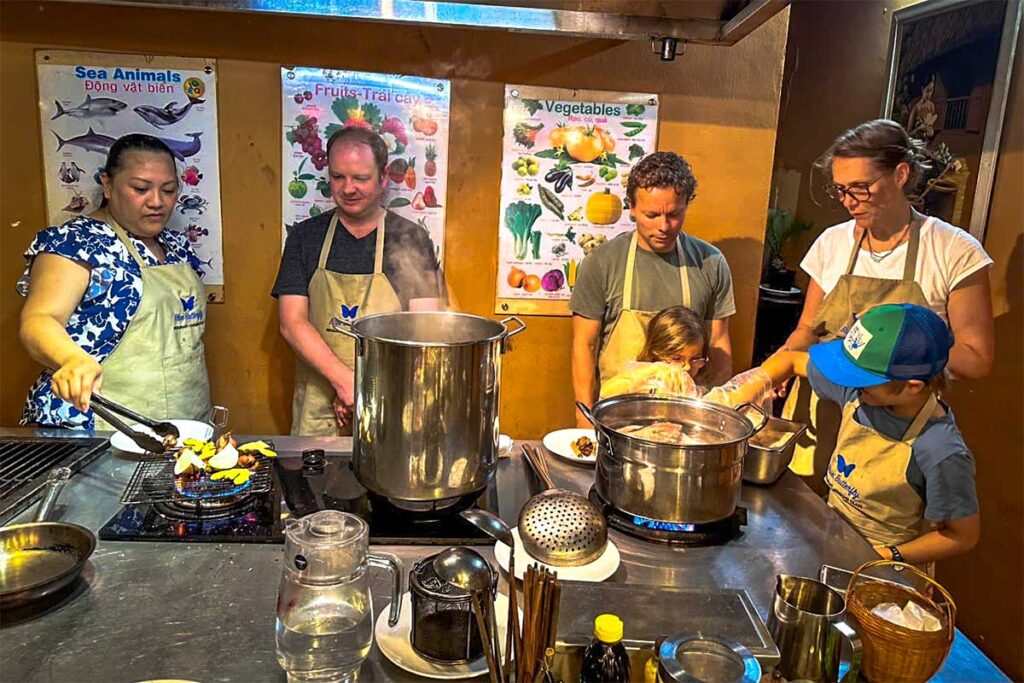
{"left": 36, "top": 50, "right": 225, "bottom": 299}
{"left": 280, "top": 67, "right": 451, "bottom": 260}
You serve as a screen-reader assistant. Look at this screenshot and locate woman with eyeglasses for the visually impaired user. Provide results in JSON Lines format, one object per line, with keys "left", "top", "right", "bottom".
{"left": 779, "top": 119, "right": 994, "bottom": 491}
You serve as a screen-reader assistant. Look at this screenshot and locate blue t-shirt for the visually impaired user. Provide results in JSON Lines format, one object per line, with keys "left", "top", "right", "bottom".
{"left": 806, "top": 360, "right": 978, "bottom": 522}
{"left": 17, "top": 215, "right": 204, "bottom": 429}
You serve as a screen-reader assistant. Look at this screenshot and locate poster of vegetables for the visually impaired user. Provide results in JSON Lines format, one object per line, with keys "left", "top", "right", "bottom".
{"left": 495, "top": 85, "right": 658, "bottom": 316}
{"left": 35, "top": 50, "right": 225, "bottom": 300}
{"left": 280, "top": 67, "right": 450, "bottom": 259}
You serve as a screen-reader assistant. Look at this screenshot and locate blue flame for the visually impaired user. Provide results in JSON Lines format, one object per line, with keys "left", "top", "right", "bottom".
{"left": 178, "top": 479, "right": 252, "bottom": 500}
{"left": 631, "top": 515, "right": 695, "bottom": 533}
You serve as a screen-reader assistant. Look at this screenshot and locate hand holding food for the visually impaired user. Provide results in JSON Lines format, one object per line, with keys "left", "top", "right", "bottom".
{"left": 50, "top": 353, "right": 104, "bottom": 412}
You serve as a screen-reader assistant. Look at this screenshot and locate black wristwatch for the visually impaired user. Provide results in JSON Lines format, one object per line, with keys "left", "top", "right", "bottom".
{"left": 887, "top": 545, "right": 906, "bottom": 570}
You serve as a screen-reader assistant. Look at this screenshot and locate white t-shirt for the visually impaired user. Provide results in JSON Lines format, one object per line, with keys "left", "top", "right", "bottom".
{"left": 800, "top": 216, "right": 992, "bottom": 322}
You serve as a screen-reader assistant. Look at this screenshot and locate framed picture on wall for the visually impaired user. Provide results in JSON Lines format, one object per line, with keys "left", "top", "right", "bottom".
{"left": 883, "top": 0, "right": 1021, "bottom": 241}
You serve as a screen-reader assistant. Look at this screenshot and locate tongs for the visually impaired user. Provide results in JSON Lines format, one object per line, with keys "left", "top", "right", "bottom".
{"left": 91, "top": 393, "right": 178, "bottom": 454}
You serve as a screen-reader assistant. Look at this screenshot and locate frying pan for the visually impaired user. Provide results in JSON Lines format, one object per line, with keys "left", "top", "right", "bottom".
{"left": 0, "top": 467, "right": 96, "bottom": 609}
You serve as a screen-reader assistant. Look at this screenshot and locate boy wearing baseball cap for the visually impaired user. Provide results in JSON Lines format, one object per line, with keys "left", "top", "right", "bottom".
{"left": 722, "top": 303, "right": 979, "bottom": 566}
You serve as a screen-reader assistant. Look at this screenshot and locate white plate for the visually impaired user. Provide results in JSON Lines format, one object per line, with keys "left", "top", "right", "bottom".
{"left": 542, "top": 428, "right": 598, "bottom": 466}
{"left": 494, "top": 527, "right": 620, "bottom": 583}
{"left": 108, "top": 419, "right": 213, "bottom": 454}
{"left": 375, "top": 591, "right": 518, "bottom": 680}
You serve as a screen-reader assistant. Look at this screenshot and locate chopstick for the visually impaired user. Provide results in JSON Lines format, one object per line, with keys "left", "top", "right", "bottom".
{"left": 517, "top": 565, "right": 560, "bottom": 683}
{"left": 472, "top": 591, "right": 500, "bottom": 683}
{"left": 504, "top": 552, "right": 521, "bottom": 682}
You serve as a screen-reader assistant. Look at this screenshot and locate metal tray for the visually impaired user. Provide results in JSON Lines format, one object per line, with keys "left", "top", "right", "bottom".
{"left": 554, "top": 580, "right": 780, "bottom": 669}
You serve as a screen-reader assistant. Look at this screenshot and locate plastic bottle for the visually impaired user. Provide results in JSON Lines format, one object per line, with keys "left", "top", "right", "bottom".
{"left": 580, "top": 613, "right": 630, "bottom": 683}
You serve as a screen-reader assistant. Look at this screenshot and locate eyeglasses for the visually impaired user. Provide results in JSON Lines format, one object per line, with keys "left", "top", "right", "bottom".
{"left": 671, "top": 356, "right": 708, "bottom": 371}
{"left": 825, "top": 173, "right": 886, "bottom": 203}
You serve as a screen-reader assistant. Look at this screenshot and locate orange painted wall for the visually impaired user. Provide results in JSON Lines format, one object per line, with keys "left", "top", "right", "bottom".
{"left": 0, "top": 2, "right": 789, "bottom": 438}
{"left": 771, "top": 1, "right": 1023, "bottom": 677}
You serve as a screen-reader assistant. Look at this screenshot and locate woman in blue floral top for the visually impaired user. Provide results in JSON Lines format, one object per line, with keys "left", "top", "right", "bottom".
{"left": 18, "top": 134, "right": 212, "bottom": 429}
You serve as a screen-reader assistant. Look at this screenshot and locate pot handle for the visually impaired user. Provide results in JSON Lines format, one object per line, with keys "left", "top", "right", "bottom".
{"left": 575, "top": 401, "right": 598, "bottom": 428}
{"left": 328, "top": 316, "right": 365, "bottom": 357}
{"left": 834, "top": 619, "right": 862, "bottom": 683}
{"left": 368, "top": 551, "right": 404, "bottom": 628}
{"left": 736, "top": 402, "right": 768, "bottom": 434}
{"left": 35, "top": 467, "right": 71, "bottom": 522}
{"left": 499, "top": 316, "right": 526, "bottom": 352}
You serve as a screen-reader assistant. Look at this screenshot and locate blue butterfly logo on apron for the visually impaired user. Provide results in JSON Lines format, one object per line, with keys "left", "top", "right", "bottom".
{"left": 836, "top": 454, "right": 857, "bottom": 478}
{"left": 180, "top": 295, "right": 196, "bottom": 312}
{"left": 339, "top": 304, "right": 359, "bottom": 320}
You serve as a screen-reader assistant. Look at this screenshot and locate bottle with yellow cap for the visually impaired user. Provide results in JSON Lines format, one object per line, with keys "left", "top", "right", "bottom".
{"left": 580, "top": 613, "right": 630, "bottom": 683}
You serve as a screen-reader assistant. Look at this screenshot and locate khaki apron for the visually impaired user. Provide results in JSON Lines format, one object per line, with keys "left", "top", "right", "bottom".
{"left": 826, "top": 395, "right": 939, "bottom": 570}
{"left": 784, "top": 215, "right": 930, "bottom": 488}
{"left": 92, "top": 211, "right": 211, "bottom": 430}
{"left": 290, "top": 210, "right": 402, "bottom": 436}
{"left": 597, "top": 232, "right": 691, "bottom": 385}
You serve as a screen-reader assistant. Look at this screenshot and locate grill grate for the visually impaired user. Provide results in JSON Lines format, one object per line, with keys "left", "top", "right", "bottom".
{"left": 0, "top": 436, "right": 108, "bottom": 524}
{"left": 121, "top": 455, "right": 273, "bottom": 504}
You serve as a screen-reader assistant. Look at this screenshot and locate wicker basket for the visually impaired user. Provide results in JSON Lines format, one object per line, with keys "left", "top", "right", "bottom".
{"left": 846, "top": 559, "right": 955, "bottom": 683}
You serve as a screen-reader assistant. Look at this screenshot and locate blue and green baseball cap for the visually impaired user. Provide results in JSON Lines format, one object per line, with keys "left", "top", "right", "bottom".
{"left": 809, "top": 303, "right": 953, "bottom": 387}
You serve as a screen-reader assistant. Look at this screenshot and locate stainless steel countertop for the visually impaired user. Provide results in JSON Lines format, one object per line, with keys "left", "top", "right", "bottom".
{"left": 0, "top": 429, "right": 1006, "bottom": 682}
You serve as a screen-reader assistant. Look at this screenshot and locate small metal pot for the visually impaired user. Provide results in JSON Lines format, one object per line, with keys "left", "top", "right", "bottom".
{"left": 579, "top": 395, "right": 765, "bottom": 524}
{"left": 742, "top": 415, "right": 807, "bottom": 485}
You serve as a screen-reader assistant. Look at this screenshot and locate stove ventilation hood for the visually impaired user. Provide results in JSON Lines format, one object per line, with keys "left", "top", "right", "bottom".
{"left": 63, "top": 0, "right": 790, "bottom": 54}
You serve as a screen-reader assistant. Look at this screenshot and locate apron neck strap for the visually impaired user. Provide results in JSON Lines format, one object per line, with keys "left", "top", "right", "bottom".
{"left": 95, "top": 209, "right": 147, "bottom": 269}
{"left": 904, "top": 391, "right": 939, "bottom": 441}
{"left": 849, "top": 391, "right": 938, "bottom": 442}
{"left": 622, "top": 232, "right": 690, "bottom": 310}
{"left": 902, "top": 211, "right": 924, "bottom": 281}
{"left": 320, "top": 210, "right": 387, "bottom": 273}
{"left": 847, "top": 209, "right": 924, "bottom": 280}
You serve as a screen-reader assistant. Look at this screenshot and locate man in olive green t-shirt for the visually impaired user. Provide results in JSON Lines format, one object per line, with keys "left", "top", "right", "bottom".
{"left": 569, "top": 152, "right": 736, "bottom": 427}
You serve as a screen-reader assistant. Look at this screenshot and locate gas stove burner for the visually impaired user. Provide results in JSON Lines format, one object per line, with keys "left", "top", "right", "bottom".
{"left": 588, "top": 487, "right": 746, "bottom": 546}
{"left": 369, "top": 491, "right": 481, "bottom": 518}
{"left": 154, "top": 494, "right": 257, "bottom": 521}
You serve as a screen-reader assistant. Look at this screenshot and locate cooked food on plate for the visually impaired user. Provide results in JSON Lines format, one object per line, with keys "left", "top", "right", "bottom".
{"left": 570, "top": 436, "right": 596, "bottom": 458}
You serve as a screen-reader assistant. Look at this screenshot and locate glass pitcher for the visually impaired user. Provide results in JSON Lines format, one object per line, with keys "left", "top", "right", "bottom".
{"left": 275, "top": 510, "right": 402, "bottom": 682}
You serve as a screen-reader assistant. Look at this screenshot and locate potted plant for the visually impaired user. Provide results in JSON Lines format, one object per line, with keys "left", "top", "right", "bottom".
{"left": 762, "top": 208, "right": 812, "bottom": 291}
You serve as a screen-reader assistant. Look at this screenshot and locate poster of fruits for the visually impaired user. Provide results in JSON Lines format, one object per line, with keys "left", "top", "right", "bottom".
{"left": 36, "top": 50, "right": 225, "bottom": 300}
{"left": 280, "top": 68, "right": 450, "bottom": 259}
{"left": 495, "top": 85, "right": 659, "bottom": 316}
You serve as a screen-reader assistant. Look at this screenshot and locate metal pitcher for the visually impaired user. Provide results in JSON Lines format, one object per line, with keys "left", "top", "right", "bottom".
{"left": 767, "top": 574, "right": 862, "bottom": 683}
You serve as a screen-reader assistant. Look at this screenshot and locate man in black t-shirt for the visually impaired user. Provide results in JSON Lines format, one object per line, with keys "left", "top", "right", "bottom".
{"left": 272, "top": 128, "right": 440, "bottom": 434}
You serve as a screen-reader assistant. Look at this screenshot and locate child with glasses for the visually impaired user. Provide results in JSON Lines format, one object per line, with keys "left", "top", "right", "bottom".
{"left": 599, "top": 305, "right": 707, "bottom": 399}
{"left": 598, "top": 305, "right": 778, "bottom": 412}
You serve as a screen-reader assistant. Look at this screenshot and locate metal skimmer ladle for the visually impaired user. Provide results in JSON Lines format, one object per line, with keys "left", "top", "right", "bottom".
{"left": 519, "top": 444, "right": 608, "bottom": 567}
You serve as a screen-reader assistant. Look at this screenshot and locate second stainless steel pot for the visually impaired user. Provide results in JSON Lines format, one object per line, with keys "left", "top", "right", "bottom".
{"left": 580, "top": 394, "right": 763, "bottom": 524}
{"left": 333, "top": 311, "right": 525, "bottom": 505}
